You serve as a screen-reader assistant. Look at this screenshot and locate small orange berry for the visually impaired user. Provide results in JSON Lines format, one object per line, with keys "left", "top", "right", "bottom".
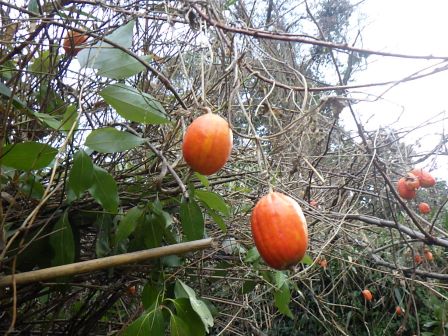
{"left": 424, "top": 250, "right": 433, "bottom": 261}
{"left": 395, "top": 306, "right": 404, "bottom": 316}
{"left": 414, "top": 254, "right": 422, "bottom": 264}
{"left": 361, "top": 289, "right": 373, "bottom": 302}
{"left": 418, "top": 202, "right": 431, "bottom": 214}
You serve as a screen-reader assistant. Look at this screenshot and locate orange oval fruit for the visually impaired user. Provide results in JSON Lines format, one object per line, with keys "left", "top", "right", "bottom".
{"left": 251, "top": 192, "right": 308, "bottom": 270}
{"left": 404, "top": 173, "right": 420, "bottom": 190}
{"left": 361, "top": 289, "right": 373, "bottom": 301}
{"left": 63, "top": 30, "right": 88, "bottom": 55}
{"left": 397, "top": 178, "right": 417, "bottom": 200}
{"left": 395, "top": 306, "right": 404, "bottom": 316}
{"left": 182, "top": 113, "right": 233, "bottom": 175}
{"left": 424, "top": 250, "right": 433, "bottom": 261}
{"left": 418, "top": 202, "right": 431, "bottom": 214}
{"left": 411, "top": 168, "right": 436, "bottom": 188}
{"left": 414, "top": 254, "right": 422, "bottom": 264}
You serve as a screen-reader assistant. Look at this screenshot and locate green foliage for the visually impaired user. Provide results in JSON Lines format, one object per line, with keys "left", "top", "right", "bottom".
{"left": 114, "top": 206, "right": 145, "bottom": 245}
{"left": 19, "top": 173, "right": 45, "bottom": 199}
{"left": 123, "top": 279, "right": 213, "bottom": 336}
{"left": 34, "top": 105, "right": 78, "bottom": 132}
{"left": 174, "top": 280, "right": 214, "bottom": 332}
{"left": 100, "top": 84, "right": 169, "bottom": 124}
{"left": 195, "top": 190, "right": 230, "bottom": 217}
{"left": 85, "top": 127, "right": 145, "bottom": 153}
{"left": 2, "top": 1, "right": 447, "bottom": 335}
{"left": 274, "top": 282, "right": 293, "bottom": 319}
{"left": 179, "top": 197, "right": 204, "bottom": 241}
{"left": 68, "top": 149, "right": 94, "bottom": 198}
{"left": 1, "top": 142, "right": 57, "bottom": 171}
{"left": 95, "top": 213, "right": 113, "bottom": 257}
{"left": 77, "top": 21, "right": 151, "bottom": 79}
{"left": 49, "top": 211, "right": 75, "bottom": 266}
{"left": 122, "top": 308, "right": 165, "bottom": 336}
{"left": 88, "top": 165, "right": 119, "bottom": 213}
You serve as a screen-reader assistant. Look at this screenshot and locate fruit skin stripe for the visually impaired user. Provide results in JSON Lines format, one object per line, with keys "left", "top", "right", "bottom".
{"left": 0, "top": 238, "right": 213, "bottom": 287}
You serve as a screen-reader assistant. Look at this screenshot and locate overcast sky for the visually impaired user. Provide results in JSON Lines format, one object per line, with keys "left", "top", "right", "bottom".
{"left": 344, "top": 0, "right": 448, "bottom": 178}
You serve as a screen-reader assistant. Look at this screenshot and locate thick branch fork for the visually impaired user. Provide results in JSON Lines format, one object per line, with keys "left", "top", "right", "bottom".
{"left": 0, "top": 238, "right": 213, "bottom": 287}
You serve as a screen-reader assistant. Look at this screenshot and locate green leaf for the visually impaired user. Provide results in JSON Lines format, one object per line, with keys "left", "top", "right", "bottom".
{"left": 98, "top": 54, "right": 152, "bottom": 79}
{"left": 19, "top": 174, "right": 44, "bottom": 199}
{"left": 394, "top": 288, "right": 403, "bottom": 305}
{"left": 60, "top": 105, "right": 78, "bottom": 132}
{"left": 174, "top": 280, "right": 214, "bottom": 332}
{"left": 77, "top": 21, "right": 150, "bottom": 79}
{"left": 33, "top": 112, "right": 61, "bottom": 129}
{"left": 142, "top": 283, "right": 164, "bottom": 310}
{"left": 273, "top": 271, "right": 288, "bottom": 289}
{"left": 1, "top": 142, "right": 57, "bottom": 171}
{"left": 245, "top": 247, "right": 260, "bottom": 263}
{"left": 88, "top": 165, "right": 119, "bottom": 213}
{"left": 173, "top": 298, "right": 206, "bottom": 336}
{"left": 142, "top": 213, "right": 164, "bottom": 248}
{"left": 30, "top": 50, "right": 58, "bottom": 75}
{"left": 0, "top": 82, "right": 26, "bottom": 109}
{"left": 170, "top": 314, "right": 191, "bottom": 336}
{"left": 95, "top": 214, "right": 113, "bottom": 257}
{"left": 122, "top": 309, "right": 165, "bottom": 336}
{"left": 179, "top": 198, "right": 204, "bottom": 241}
{"left": 78, "top": 21, "right": 134, "bottom": 66}
{"left": 241, "top": 280, "right": 257, "bottom": 294}
{"left": 207, "top": 208, "right": 227, "bottom": 233}
{"left": 194, "top": 172, "right": 209, "bottom": 188}
{"left": 151, "top": 200, "right": 174, "bottom": 227}
{"left": 100, "top": 84, "right": 169, "bottom": 124}
{"left": 68, "top": 150, "right": 94, "bottom": 198}
{"left": 115, "top": 206, "right": 144, "bottom": 245}
{"left": 49, "top": 211, "right": 75, "bottom": 266}
{"left": 85, "top": 128, "right": 145, "bottom": 153}
{"left": 28, "top": 0, "right": 39, "bottom": 13}
{"left": 274, "top": 283, "right": 293, "bottom": 319}
{"left": 301, "top": 254, "right": 313, "bottom": 266}
{"left": 195, "top": 190, "right": 230, "bottom": 216}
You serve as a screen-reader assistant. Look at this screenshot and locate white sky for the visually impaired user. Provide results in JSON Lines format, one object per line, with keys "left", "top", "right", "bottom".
{"left": 344, "top": 0, "right": 448, "bottom": 178}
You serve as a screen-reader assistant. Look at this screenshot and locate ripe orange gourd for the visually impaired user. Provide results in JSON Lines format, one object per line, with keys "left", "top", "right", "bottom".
{"left": 397, "top": 178, "right": 417, "bottom": 200}
{"left": 63, "top": 30, "right": 88, "bottom": 55}
{"left": 404, "top": 173, "right": 420, "bottom": 190}
{"left": 418, "top": 202, "right": 431, "bottom": 214}
{"left": 395, "top": 306, "right": 404, "bottom": 316}
{"left": 411, "top": 168, "right": 436, "bottom": 188}
{"left": 414, "top": 254, "right": 422, "bottom": 264}
{"left": 182, "top": 113, "right": 233, "bottom": 175}
{"left": 424, "top": 249, "right": 433, "bottom": 261}
{"left": 251, "top": 192, "right": 308, "bottom": 270}
{"left": 361, "top": 289, "right": 373, "bottom": 301}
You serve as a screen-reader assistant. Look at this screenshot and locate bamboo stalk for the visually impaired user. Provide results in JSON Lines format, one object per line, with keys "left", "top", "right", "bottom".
{"left": 0, "top": 238, "right": 213, "bottom": 287}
